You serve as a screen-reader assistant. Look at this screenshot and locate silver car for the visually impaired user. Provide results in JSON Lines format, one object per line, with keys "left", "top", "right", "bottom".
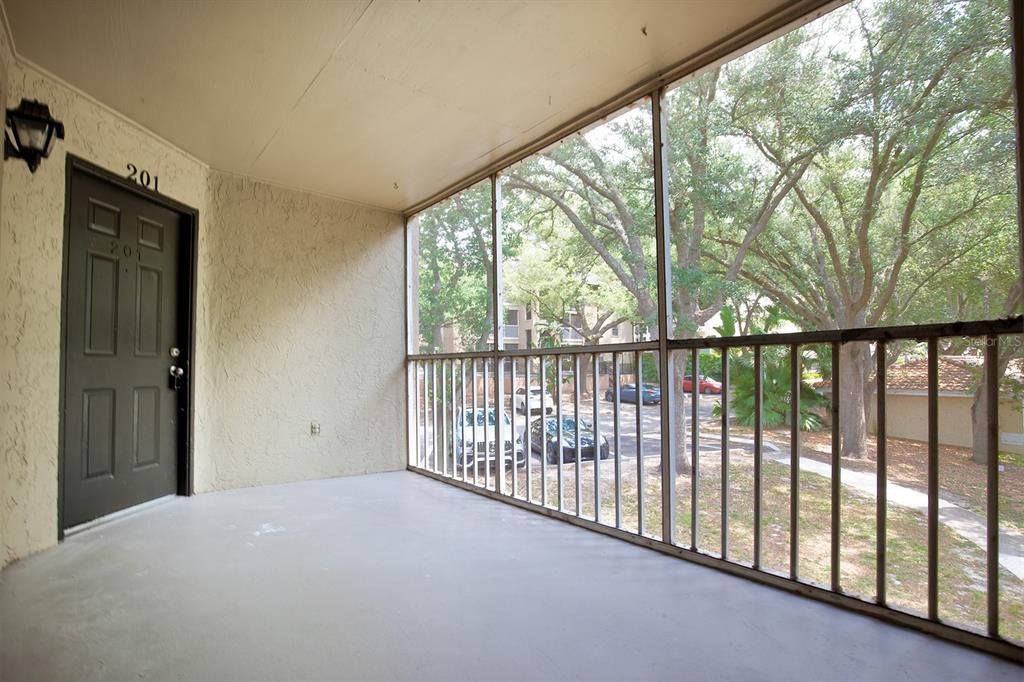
{"left": 454, "top": 407, "right": 526, "bottom": 469}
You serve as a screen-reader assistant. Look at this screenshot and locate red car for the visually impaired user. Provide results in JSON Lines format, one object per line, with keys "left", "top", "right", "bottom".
{"left": 682, "top": 375, "right": 722, "bottom": 394}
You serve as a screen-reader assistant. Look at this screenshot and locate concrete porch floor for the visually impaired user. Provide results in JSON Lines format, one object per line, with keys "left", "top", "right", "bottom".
{"left": 1, "top": 472, "right": 1020, "bottom": 682}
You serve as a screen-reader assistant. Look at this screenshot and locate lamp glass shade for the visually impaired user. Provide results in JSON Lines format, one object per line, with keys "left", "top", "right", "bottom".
{"left": 42, "top": 127, "right": 57, "bottom": 156}
{"left": 12, "top": 116, "right": 49, "bottom": 152}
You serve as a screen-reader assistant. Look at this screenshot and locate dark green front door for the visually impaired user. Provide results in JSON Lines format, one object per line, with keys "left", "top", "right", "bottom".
{"left": 63, "top": 168, "right": 184, "bottom": 528}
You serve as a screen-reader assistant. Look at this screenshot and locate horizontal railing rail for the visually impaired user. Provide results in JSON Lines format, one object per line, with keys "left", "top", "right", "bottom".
{"left": 408, "top": 317, "right": 1022, "bottom": 361}
{"left": 407, "top": 317, "right": 1024, "bottom": 662}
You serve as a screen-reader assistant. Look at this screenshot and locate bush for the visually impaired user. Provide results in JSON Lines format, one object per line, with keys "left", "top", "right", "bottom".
{"left": 712, "top": 346, "right": 826, "bottom": 430}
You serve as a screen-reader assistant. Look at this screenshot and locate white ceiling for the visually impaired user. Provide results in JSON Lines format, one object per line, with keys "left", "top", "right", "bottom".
{"left": 5, "top": 0, "right": 788, "bottom": 212}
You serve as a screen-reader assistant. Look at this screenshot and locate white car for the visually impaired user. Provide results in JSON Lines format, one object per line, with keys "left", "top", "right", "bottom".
{"left": 454, "top": 407, "right": 525, "bottom": 469}
{"left": 514, "top": 386, "right": 555, "bottom": 414}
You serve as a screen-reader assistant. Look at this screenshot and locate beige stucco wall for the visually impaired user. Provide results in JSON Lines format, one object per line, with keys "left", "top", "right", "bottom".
{"left": 0, "top": 57, "right": 405, "bottom": 568}
{"left": 868, "top": 392, "right": 1024, "bottom": 456}
{"left": 196, "top": 172, "right": 405, "bottom": 491}
{"left": 0, "top": 14, "right": 9, "bottom": 566}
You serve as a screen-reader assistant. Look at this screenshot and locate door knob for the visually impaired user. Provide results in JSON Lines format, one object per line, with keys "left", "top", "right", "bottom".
{"left": 169, "top": 365, "right": 184, "bottom": 377}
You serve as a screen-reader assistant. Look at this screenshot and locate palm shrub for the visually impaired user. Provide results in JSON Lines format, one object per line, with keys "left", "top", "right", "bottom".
{"left": 713, "top": 345, "right": 827, "bottom": 430}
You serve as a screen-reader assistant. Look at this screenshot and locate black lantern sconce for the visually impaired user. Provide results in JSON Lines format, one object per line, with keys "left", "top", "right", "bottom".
{"left": 4, "top": 98, "right": 65, "bottom": 173}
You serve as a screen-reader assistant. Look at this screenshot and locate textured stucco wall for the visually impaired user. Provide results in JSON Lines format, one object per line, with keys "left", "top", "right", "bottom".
{"left": 0, "top": 60, "right": 211, "bottom": 568}
{"left": 0, "top": 58, "right": 406, "bottom": 569}
{"left": 868, "top": 393, "right": 1024, "bottom": 455}
{"left": 0, "top": 16, "right": 10, "bottom": 566}
{"left": 196, "top": 172, "right": 405, "bottom": 492}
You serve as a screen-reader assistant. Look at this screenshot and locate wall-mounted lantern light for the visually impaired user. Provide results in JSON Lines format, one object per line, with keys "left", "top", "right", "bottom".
{"left": 4, "top": 98, "right": 65, "bottom": 173}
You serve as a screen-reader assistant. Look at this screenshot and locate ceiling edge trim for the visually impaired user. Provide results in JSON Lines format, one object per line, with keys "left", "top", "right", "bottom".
{"left": 209, "top": 167, "right": 399, "bottom": 215}
{"left": 402, "top": 0, "right": 847, "bottom": 218}
{"left": 14, "top": 56, "right": 210, "bottom": 170}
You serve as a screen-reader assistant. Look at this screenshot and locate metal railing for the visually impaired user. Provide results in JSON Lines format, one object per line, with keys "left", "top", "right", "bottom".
{"left": 408, "top": 317, "right": 1024, "bottom": 661}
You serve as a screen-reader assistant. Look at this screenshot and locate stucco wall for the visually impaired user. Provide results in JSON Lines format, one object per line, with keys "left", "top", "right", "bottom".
{"left": 0, "top": 14, "right": 10, "bottom": 566}
{"left": 0, "top": 59, "right": 405, "bottom": 568}
{"left": 196, "top": 172, "right": 405, "bottom": 491}
{"left": 868, "top": 393, "right": 1024, "bottom": 455}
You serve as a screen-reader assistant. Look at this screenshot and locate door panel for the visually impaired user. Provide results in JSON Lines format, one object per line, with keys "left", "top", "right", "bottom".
{"left": 63, "top": 168, "right": 185, "bottom": 528}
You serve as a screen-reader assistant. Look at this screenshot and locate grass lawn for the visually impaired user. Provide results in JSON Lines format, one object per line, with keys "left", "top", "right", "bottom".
{"left": 497, "top": 452, "right": 1024, "bottom": 643}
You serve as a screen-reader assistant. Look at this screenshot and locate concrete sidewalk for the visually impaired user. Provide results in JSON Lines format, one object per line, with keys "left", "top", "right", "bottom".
{"left": 721, "top": 434, "right": 1024, "bottom": 581}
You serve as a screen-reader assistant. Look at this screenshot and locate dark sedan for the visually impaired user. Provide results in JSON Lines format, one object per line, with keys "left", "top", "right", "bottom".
{"left": 530, "top": 416, "right": 611, "bottom": 463}
{"left": 605, "top": 383, "right": 661, "bottom": 405}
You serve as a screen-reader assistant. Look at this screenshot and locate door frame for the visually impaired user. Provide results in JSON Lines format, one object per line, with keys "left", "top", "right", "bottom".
{"left": 57, "top": 154, "right": 199, "bottom": 539}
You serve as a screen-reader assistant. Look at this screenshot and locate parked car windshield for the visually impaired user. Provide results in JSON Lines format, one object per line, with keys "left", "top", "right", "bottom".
{"left": 463, "top": 409, "right": 510, "bottom": 427}
{"left": 540, "top": 417, "right": 593, "bottom": 435}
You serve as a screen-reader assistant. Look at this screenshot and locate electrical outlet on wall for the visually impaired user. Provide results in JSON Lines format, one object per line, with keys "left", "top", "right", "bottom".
{"left": 310, "top": 421, "right": 321, "bottom": 436}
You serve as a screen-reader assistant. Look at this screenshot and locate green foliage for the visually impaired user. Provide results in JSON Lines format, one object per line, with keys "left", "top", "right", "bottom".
{"left": 712, "top": 347, "right": 828, "bottom": 430}
{"left": 415, "top": 182, "right": 494, "bottom": 353}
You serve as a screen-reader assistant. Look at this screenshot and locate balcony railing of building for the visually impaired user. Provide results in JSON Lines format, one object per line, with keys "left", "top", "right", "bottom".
{"left": 406, "top": 317, "right": 1024, "bottom": 661}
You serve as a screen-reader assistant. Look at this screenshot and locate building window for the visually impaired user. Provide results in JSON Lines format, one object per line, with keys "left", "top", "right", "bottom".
{"left": 503, "top": 308, "right": 520, "bottom": 339}
{"left": 560, "top": 311, "right": 584, "bottom": 342}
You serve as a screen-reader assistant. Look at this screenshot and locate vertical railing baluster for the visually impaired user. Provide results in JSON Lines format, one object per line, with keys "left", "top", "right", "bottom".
{"left": 484, "top": 359, "right": 491, "bottom": 490}
{"left": 691, "top": 348, "right": 700, "bottom": 550}
{"left": 636, "top": 351, "right": 645, "bottom": 536}
{"left": 414, "top": 361, "right": 421, "bottom": 468}
{"left": 541, "top": 356, "right": 549, "bottom": 508}
{"left": 721, "top": 349, "right": 730, "bottom": 559}
{"left": 496, "top": 355, "right": 506, "bottom": 496}
{"left": 790, "top": 345, "right": 801, "bottom": 580}
{"left": 557, "top": 355, "right": 565, "bottom": 512}
{"left": 450, "top": 359, "right": 457, "bottom": 477}
{"left": 442, "top": 360, "right": 450, "bottom": 477}
{"left": 511, "top": 357, "right": 518, "bottom": 498}
{"left": 432, "top": 359, "right": 439, "bottom": 474}
{"left": 443, "top": 360, "right": 449, "bottom": 477}
{"left": 458, "top": 360, "right": 466, "bottom": 482}
{"left": 876, "top": 341, "right": 887, "bottom": 603}
{"left": 831, "top": 342, "right": 841, "bottom": 592}
{"left": 985, "top": 335, "right": 1000, "bottom": 637}
{"left": 927, "top": 337, "right": 939, "bottom": 619}
{"left": 472, "top": 359, "right": 479, "bottom": 486}
{"left": 422, "top": 361, "right": 429, "bottom": 469}
{"left": 614, "top": 352, "right": 623, "bottom": 529}
{"left": 594, "top": 353, "right": 602, "bottom": 522}
{"left": 574, "top": 354, "right": 583, "bottom": 517}
{"left": 525, "top": 356, "right": 533, "bottom": 504}
{"left": 753, "top": 345, "right": 763, "bottom": 569}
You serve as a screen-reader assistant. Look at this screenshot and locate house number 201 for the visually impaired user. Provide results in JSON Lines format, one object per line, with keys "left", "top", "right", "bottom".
{"left": 126, "top": 163, "right": 160, "bottom": 192}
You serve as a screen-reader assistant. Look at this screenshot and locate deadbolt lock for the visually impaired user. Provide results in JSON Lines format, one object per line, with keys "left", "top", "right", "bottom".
{"left": 169, "top": 347, "right": 181, "bottom": 358}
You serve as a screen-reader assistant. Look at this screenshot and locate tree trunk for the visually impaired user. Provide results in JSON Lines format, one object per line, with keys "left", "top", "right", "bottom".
{"left": 673, "top": 357, "right": 692, "bottom": 474}
{"left": 970, "top": 381, "right": 990, "bottom": 465}
{"left": 839, "top": 343, "right": 870, "bottom": 459}
{"left": 971, "top": 347, "right": 1011, "bottom": 464}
